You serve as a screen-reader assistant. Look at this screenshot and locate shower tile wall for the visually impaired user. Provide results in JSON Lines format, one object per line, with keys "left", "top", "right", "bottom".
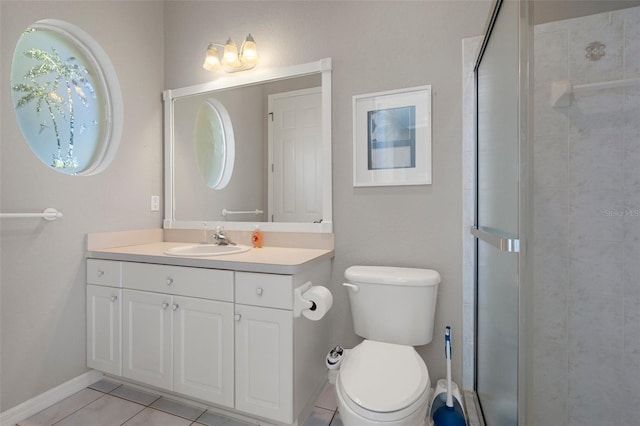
{"left": 533, "top": 7, "right": 640, "bottom": 426}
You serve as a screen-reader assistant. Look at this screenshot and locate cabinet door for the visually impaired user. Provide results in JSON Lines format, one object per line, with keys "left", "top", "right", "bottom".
{"left": 173, "top": 296, "right": 234, "bottom": 407}
{"left": 235, "top": 304, "right": 293, "bottom": 423}
{"left": 122, "top": 290, "right": 172, "bottom": 390}
{"left": 87, "top": 285, "right": 121, "bottom": 376}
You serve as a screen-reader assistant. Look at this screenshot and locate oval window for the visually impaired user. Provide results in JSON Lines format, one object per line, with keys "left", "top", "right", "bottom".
{"left": 193, "top": 98, "right": 235, "bottom": 190}
{"left": 10, "top": 19, "right": 122, "bottom": 175}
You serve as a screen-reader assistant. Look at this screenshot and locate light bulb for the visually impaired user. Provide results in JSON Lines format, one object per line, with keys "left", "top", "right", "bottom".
{"left": 202, "top": 44, "right": 220, "bottom": 71}
{"left": 222, "top": 38, "right": 240, "bottom": 67}
{"left": 241, "top": 34, "right": 258, "bottom": 66}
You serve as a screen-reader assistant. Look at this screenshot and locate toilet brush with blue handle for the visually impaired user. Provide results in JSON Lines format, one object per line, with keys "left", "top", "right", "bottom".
{"left": 432, "top": 326, "right": 467, "bottom": 426}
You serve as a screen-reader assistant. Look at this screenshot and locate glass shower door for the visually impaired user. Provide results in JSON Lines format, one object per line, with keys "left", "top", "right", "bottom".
{"left": 473, "top": 0, "right": 528, "bottom": 425}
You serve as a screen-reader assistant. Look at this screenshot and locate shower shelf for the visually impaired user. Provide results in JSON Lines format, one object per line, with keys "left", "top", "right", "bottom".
{"left": 551, "top": 77, "right": 640, "bottom": 108}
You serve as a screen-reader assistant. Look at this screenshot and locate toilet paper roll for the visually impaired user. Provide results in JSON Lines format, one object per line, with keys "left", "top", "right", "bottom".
{"left": 302, "top": 286, "right": 333, "bottom": 320}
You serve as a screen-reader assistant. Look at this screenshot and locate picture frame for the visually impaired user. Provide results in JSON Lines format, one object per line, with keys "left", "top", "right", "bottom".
{"left": 352, "top": 85, "right": 432, "bottom": 187}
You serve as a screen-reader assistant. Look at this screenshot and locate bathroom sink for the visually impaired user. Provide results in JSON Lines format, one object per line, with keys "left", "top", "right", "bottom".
{"left": 165, "top": 244, "right": 250, "bottom": 257}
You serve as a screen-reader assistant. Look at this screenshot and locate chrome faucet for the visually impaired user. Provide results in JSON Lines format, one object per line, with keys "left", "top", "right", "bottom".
{"left": 212, "top": 226, "right": 235, "bottom": 246}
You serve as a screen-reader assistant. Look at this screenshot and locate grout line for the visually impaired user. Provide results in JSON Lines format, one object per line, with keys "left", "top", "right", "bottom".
{"left": 107, "top": 391, "right": 162, "bottom": 408}
{"left": 50, "top": 393, "right": 111, "bottom": 426}
{"left": 193, "top": 411, "right": 205, "bottom": 425}
{"left": 329, "top": 410, "right": 339, "bottom": 426}
{"left": 148, "top": 398, "right": 205, "bottom": 422}
{"left": 117, "top": 404, "right": 146, "bottom": 426}
{"left": 53, "top": 383, "right": 337, "bottom": 426}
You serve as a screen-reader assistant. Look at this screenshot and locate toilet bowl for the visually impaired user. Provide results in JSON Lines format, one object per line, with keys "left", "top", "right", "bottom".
{"left": 337, "top": 266, "right": 441, "bottom": 426}
{"left": 335, "top": 340, "right": 431, "bottom": 426}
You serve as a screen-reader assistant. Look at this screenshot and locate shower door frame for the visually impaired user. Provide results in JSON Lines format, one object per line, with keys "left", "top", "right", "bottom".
{"left": 472, "top": 0, "right": 532, "bottom": 424}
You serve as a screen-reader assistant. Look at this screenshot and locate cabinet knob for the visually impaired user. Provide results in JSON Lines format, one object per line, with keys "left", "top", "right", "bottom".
{"left": 172, "top": 303, "right": 179, "bottom": 311}
{"left": 97, "top": 270, "right": 104, "bottom": 277}
{"left": 162, "top": 302, "right": 170, "bottom": 310}
{"left": 235, "top": 314, "right": 242, "bottom": 321}
{"left": 166, "top": 277, "right": 174, "bottom": 286}
{"left": 256, "top": 287, "right": 263, "bottom": 296}
{"left": 110, "top": 295, "right": 118, "bottom": 302}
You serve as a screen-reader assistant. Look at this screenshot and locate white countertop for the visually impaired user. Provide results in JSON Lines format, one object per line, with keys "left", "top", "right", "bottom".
{"left": 88, "top": 242, "right": 334, "bottom": 274}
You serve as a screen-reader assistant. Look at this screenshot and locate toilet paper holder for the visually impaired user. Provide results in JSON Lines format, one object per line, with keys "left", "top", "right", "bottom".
{"left": 293, "top": 281, "right": 316, "bottom": 318}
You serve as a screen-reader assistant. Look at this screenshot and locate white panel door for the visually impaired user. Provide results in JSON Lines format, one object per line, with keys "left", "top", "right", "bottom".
{"left": 173, "top": 296, "right": 234, "bottom": 407}
{"left": 87, "top": 285, "right": 121, "bottom": 376}
{"left": 235, "top": 304, "right": 293, "bottom": 423}
{"left": 268, "top": 87, "right": 322, "bottom": 223}
{"left": 122, "top": 290, "right": 172, "bottom": 390}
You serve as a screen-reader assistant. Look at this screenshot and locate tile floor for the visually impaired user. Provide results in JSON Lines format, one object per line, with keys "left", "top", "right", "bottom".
{"left": 16, "top": 379, "right": 343, "bottom": 426}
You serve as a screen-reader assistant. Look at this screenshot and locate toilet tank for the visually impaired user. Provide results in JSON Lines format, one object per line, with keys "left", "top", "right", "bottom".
{"left": 344, "top": 266, "right": 440, "bottom": 346}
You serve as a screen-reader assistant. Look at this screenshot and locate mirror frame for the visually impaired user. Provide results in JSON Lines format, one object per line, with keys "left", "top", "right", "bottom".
{"left": 163, "top": 58, "right": 332, "bottom": 233}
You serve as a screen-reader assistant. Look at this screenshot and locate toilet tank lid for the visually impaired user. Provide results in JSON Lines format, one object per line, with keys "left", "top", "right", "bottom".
{"left": 345, "top": 266, "right": 441, "bottom": 287}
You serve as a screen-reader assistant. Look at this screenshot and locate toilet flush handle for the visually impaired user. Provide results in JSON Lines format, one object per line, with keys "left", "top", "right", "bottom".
{"left": 342, "top": 282, "right": 359, "bottom": 293}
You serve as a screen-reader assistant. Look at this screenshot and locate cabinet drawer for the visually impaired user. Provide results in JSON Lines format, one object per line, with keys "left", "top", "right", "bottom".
{"left": 235, "top": 272, "right": 293, "bottom": 310}
{"left": 87, "top": 259, "right": 122, "bottom": 287}
{"left": 122, "top": 262, "right": 233, "bottom": 302}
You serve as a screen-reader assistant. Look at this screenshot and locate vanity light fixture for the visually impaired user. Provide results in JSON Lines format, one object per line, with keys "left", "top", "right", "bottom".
{"left": 202, "top": 34, "right": 258, "bottom": 73}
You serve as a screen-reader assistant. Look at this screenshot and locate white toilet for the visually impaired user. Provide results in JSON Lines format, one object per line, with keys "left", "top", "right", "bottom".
{"left": 336, "top": 266, "right": 441, "bottom": 426}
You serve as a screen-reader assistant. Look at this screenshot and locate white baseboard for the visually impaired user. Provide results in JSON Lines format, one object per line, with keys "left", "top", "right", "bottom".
{"left": 0, "top": 370, "right": 103, "bottom": 426}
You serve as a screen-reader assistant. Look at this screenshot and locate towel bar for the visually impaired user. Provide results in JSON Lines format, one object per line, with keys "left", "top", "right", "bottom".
{"left": 0, "top": 208, "right": 63, "bottom": 221}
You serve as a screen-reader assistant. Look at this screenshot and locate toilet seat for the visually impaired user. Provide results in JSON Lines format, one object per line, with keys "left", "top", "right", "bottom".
{"left": 338, "top": 340, "right": 429, "bottom": 422}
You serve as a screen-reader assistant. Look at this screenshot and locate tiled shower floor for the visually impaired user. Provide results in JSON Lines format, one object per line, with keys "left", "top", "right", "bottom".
{"left": 16, "top": 379, "right": 343, "bottom": 426}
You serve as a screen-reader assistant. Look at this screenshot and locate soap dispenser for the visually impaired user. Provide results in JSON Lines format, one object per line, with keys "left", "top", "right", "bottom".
{"left": 251, "top": 225, "right": 263, "bottom": 248}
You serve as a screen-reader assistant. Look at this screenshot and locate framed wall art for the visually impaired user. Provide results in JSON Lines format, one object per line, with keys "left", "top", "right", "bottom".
{"left": 352, "top": 85, "right": 432, "bottom": 187}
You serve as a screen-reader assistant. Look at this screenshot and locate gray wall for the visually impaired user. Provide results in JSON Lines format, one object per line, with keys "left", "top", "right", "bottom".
{"left": 1, "top": 0, "right": 492, "bottom": 412}
{"left": 0, "top": 1, "right": 164, "bottom": 411}
{"left": 164, "top": 0, "right": 491, "bottom": 387}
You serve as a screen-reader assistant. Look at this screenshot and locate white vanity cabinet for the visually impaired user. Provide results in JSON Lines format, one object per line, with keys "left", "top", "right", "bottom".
{"left": 121, "top": 262, "right": 235, "bottom": 407}
{"left": 121, "top": 289, "right": 172, "bottom": 389}
{"left": 234, "top": 270, "right": 329, "bottom": 425}
{"left": 87, "top": 260, "right": 235, "bottom": 408}
{"left": 234, "top": 272, "right": 296, "bottom": 423}
{"left": 87, "top": 260, "right": 122, "bottom": 376}
{"left": 86, "top": 254, "right": 331, "bottom": 426}
{"left": 172, "top": 295, "right": 234, "bottom": 405}
{"left": 121, "top": 289, "right": 235, "bottom": 406}
{"left": 87, "top": 284, "right": 122, "bottom": 376}
{"left": 235, "top": 302, "right": 293, "bottom": 423}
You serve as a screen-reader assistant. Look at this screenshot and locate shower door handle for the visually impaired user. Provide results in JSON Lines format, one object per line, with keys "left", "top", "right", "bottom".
{"left": 470, "top": 226, "right": 520, "bottom": 253}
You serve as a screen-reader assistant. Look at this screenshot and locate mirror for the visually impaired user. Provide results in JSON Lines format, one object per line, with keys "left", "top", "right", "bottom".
{"left": 163, "top": 58, "right": 332, "bottom": 233}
